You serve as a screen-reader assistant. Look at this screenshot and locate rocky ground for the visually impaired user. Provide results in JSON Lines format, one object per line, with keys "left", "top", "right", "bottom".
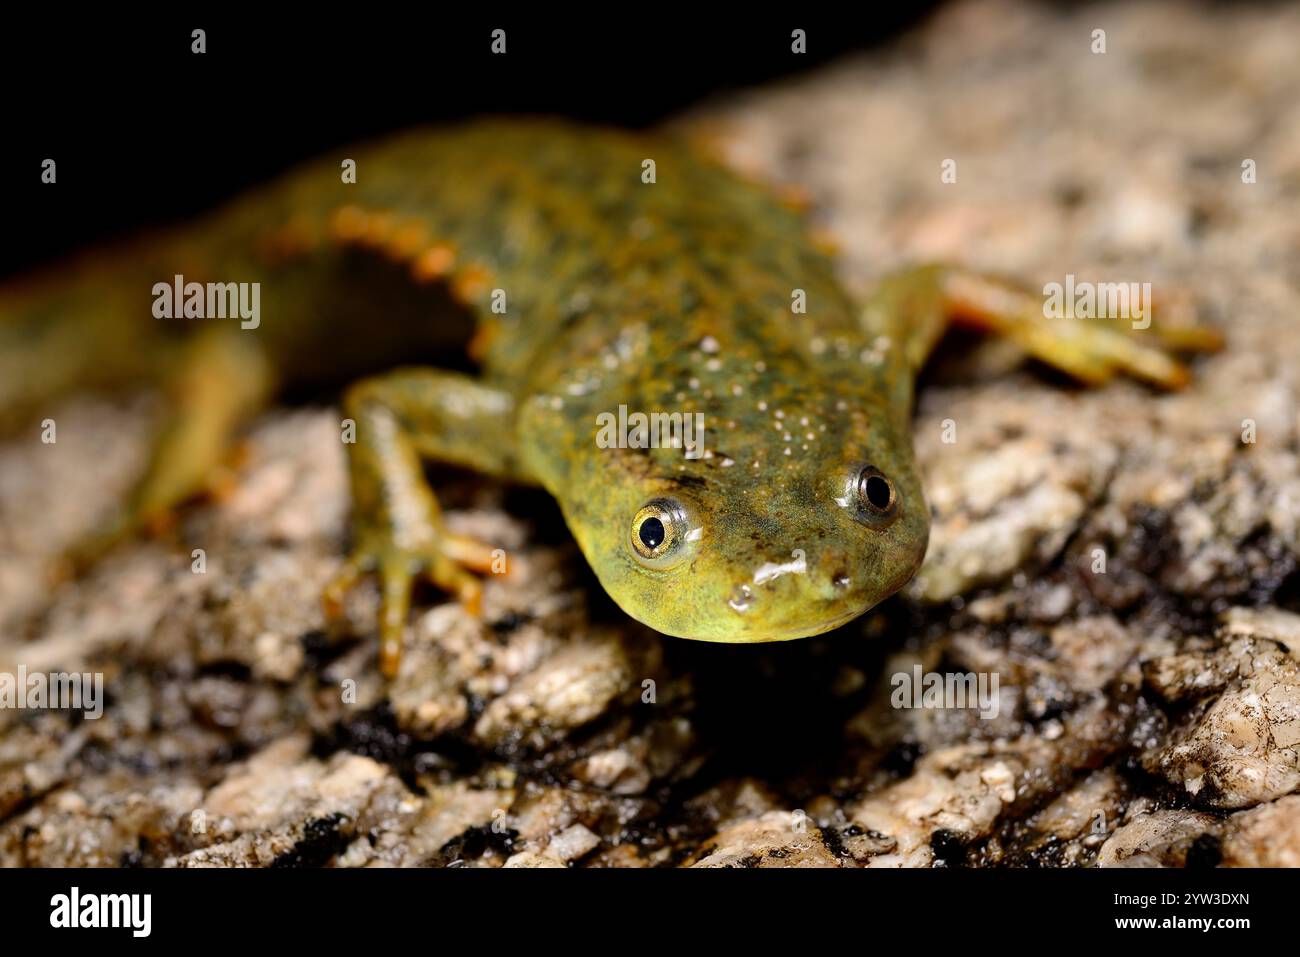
{"left": 2, "top": 0, "right": 1299, "bottom": 867}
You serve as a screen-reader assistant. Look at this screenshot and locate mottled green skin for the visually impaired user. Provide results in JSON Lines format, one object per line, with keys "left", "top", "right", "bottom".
{"left": 1, "top": 120, "right": 933, "bottom": 647}
{"left": 314, "top": 121, "right": 930, "bottom": 642}
{"left": 2, "top": 118, "right": 1208, "bottom": 662}
{"left": 56, "top": 128, "right": 1220, "bottom": 676}
{"left": 306, "top": 121, "right": 931, "bottom": 643}
{"left": 453, "top": 125, "right": 932, "bottom": 642}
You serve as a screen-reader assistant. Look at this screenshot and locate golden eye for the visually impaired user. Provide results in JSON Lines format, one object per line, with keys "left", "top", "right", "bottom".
{"left": 630, "top": 498, "right": 691, "bottom": 567}
{"left": 851, "top": 465, "right": 898, "bottom": 526}
{"left": 858, "top": 466, "right": 895, "bottom": 513}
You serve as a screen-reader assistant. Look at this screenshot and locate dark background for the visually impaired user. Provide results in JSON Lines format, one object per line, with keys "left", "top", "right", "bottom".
{"left": 0, "top": 11, "right": 938, "bottom": 277}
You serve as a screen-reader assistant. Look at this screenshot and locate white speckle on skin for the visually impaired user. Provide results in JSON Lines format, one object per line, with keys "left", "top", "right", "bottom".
{"left": 752, "top": 551, "right": 807, "bottom": 585}
{"left": 563, "top": 370, "right": 602, "bottom": 396}
{"left": 700, "top": 336, "right": 719, "bottom": 354}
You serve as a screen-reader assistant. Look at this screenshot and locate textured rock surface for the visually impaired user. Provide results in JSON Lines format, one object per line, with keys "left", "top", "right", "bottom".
{"left": 2, "top": 0, "right": 1300, "bottom": 867}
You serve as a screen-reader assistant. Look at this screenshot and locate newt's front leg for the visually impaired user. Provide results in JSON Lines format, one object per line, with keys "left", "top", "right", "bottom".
{"left": 864, "top": 264, "right": 1222, "bottom": 394}
{"left": 323, "top": 368, "right": 528, "bottom": 677}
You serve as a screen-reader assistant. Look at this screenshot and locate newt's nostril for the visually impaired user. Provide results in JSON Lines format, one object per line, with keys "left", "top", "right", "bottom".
{"left": 832, "top": 573, "right": 851, "bottom": 590}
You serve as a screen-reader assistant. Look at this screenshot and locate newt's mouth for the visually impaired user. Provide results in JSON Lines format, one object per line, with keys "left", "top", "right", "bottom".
{"left": 738, "top": 603, "right": 873, "bottom": 643}
{"left": 651, "top": 601, "right": 873, "bottom": 645}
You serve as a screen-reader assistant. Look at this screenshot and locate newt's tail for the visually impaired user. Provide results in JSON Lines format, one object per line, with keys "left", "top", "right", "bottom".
{"left": 0, "top": 239, "right": 187, "bottom": 435}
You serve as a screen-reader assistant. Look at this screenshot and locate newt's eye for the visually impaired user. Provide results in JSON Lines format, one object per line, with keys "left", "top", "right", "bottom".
{"left": 630, "top": 498, "right": 693, "bottom": 568}
{"left": 639, "top": 517, "right": 666, "bottom": 550}
{"left": 852, "top": 465, "right": 898, "bottom": 525}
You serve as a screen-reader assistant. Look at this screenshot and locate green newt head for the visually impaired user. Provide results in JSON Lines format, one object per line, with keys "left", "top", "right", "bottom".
{"left": 521, "top": 361, "right": 930, "bottom": 644}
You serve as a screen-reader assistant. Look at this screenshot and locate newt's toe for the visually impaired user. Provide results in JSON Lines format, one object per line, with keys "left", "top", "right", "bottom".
{"left": 323, "top": 532, "right": 492, "bottom": 678}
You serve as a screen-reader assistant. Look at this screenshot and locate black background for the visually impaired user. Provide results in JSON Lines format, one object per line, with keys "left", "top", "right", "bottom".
{"left": 1, "top": 11, "right": 937, "bottom": 276}
{"left": 0, "top": 864, "right": 1276, "bottom": 941}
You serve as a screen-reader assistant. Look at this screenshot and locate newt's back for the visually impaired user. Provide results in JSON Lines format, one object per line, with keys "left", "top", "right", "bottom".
{"left": 298, "top": 120, "right": 868, "bottom": 393}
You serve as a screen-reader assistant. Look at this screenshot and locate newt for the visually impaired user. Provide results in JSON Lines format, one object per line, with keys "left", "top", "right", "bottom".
{"left": 0, "top": 119, "right": 1220, "bottom": 676}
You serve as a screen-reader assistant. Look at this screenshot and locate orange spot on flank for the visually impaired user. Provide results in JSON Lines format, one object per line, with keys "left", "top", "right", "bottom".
{"left": 451, "top": 264, "right": 492, "bottom": 303}
{"left": 411, "top": 243, "right": 457, "bottom": 283}
{"left": 386, "top": 222, "right": 430, "bottom": 261}
{"left": 330, "top": 205, "right": 369, "bottom": 243}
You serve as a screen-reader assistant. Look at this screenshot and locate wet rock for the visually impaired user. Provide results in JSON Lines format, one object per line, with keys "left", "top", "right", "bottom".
{"left": 848, "top": 698, "right": 1127, "bottom": 867}
{"left": 1141, "top": 624, "right": 1300, "bottom": 808}
{"left": 687, "top": 811, "right": 843, "bottom": 868}
{"left": 170, "top": 735, "right": 411, "bottom": 867}
{"left": 1097, "top": 810, "right": 1221, "bottom": 868}
{"left": 1003, "top": 769, "right": 1129, "bottom": 867}
{"left": 1220, "top": 794, "right": 1300, "bottom": 867}
{"left": 471, "top": 630, "right": 644, "bottom": 750}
